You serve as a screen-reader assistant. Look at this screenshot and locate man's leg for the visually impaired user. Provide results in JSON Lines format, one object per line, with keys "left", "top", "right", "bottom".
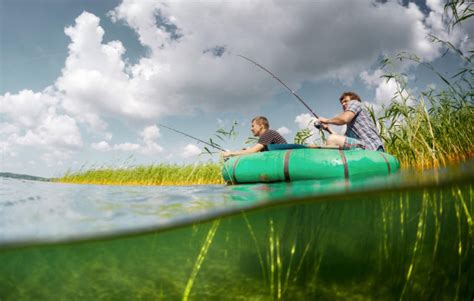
{"left": 326, "top": 134, "right": 346, "bottom": 148}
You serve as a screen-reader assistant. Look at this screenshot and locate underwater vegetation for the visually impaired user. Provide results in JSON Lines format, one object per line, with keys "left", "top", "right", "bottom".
{"left": 0, "top": 180, "right": 472, "bottom": 300}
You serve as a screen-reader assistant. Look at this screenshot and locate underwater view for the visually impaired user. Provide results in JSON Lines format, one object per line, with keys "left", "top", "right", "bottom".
{"left": 1, "top": 162, "right": 472, "bottom": 300}
{"left": 1, "top": 1, "right": 473, "bottom": 300}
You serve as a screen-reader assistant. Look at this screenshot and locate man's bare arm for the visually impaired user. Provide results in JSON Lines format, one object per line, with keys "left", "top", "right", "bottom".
{"left": 222, "top": 143, "right": 265, "bottom": 157}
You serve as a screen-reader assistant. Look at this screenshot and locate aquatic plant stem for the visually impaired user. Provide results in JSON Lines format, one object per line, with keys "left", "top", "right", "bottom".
{"left": 182, "top": 219, "right": 220, "bottom": 301}
{"left": 242, "top": 213, "right": 268, "bottom": 285}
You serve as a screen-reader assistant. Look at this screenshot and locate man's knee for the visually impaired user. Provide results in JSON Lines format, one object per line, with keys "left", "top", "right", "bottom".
{"left": 327, "top": 134, "right": 344, "bottom": 146}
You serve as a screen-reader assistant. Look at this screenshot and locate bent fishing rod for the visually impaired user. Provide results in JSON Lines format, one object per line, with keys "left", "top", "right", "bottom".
{"left": 237, "top": 54, "right": 333, "bottom": 134}
{"left": 156, "top": 123, "right": 226, "bottom": 152}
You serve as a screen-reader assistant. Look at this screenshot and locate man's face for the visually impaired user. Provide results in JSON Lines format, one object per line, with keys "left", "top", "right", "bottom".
{"left": 340, "top": 96, "right": 351, "bottom": 111}
{"left": 251, "top": 121, "right": 264, "bottom": 137}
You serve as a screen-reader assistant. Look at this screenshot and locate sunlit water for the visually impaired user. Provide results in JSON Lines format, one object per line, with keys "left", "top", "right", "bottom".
{"left": 0, "top": 162, "right": 473, "bottom": 300}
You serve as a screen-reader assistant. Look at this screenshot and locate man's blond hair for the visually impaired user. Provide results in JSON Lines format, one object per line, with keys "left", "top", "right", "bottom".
{"left": 252, "top": 116, "right": 269, "bottom": 129}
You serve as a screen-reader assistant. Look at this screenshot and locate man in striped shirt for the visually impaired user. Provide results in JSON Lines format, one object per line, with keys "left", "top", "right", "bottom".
{"left": 222, "top": 116, "right": 287, "bottom": 157}
{"left": 318, "top": 92, "right": 384, "bottom": 151}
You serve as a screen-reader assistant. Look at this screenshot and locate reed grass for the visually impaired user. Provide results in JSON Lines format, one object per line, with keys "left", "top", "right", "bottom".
{"left": 370, "top": 52, "right": 473, "bottom": 169}
{"left": 57, "top": 162, "right": 224, "bottom": 186}
{"left": 373, "top": 1, "right": 473, "bottom": 169}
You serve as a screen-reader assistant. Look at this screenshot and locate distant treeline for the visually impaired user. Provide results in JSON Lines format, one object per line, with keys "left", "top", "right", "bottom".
{"left": 0, "top": 172, "right": 51, "bottom": 182}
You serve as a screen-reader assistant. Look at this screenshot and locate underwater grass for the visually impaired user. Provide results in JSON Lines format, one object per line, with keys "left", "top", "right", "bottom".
{"left": 1, "top": 182, "right": 472, "bottom": 300}
{"left": 57, "top": 162, "right": 224, "bottom": 186}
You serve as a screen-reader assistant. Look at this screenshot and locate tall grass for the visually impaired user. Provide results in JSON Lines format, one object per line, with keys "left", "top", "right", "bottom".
{"left": 58, "top": 163, "right": 223, "bottom": 186}
{"left": 369, "top": 71, "right": 473, "bottom": 169}
{"left": 368, "top": 1, "right": 474, "bottom": 169}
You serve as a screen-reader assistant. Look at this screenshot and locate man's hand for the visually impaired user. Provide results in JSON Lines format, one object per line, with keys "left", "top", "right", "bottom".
{"left": 222, "top": 151, "right": 233, "bottom": 158}
{"left": 313, "top": 118, "right": 328, "bottom": 130}
{"left": 314, "top": 117, "right": 332, "bottom": 133}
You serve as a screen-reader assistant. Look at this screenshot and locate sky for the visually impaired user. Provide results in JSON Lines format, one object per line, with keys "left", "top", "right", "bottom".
{"left": 0, "top": 0, "right": 472, "bottom": 177}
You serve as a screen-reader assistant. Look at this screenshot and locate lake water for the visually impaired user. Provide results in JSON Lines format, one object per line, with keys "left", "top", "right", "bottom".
{"left": 0, "top": 162, "right": 473, "bottom": 300}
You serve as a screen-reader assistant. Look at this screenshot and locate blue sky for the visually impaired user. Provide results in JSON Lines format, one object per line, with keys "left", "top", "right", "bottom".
{"left": 1, "top": 0, "right": 472, "bottom": 177}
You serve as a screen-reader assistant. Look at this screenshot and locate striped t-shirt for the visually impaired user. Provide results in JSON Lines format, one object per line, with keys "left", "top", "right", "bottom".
{"left": 258, "top": 129, "right": 287, "bottom": 150}
{"left": 345, "top": 100, "right": 384, "bottom": 151}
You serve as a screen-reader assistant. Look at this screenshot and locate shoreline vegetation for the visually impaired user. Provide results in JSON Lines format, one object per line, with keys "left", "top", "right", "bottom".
{"left": 57, "top": 1, "right": 473, "bottom": 186}
{"left": 58, "top": 163, "right": 224, "bottom": 186}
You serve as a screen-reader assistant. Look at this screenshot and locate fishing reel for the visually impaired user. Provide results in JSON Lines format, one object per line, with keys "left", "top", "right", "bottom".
{"left": 314, "top": 121, "right": 323, "bottom": 130}
{"left": 313, "top": 118, "right": 329, "bottom": 131}
{"left": 311, "top": 117, "right": 323, "bottom": 129}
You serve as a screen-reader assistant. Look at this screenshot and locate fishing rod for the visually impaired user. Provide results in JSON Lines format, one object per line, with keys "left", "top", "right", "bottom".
{"left": 237, "top": 54, "right": 333, "bottom": 134}
{"left": 156, "top": 123, "right": 226, "bottom": 152}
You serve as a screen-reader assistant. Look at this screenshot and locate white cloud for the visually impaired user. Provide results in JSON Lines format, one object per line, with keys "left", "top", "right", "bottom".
{"left": 294, "top": 113, "right": 314, "bottom": 129}
{"left": 11, "top": 109, "right": 82, "bottom": 149}
{"left": 90, "top": 125, "right": 163, "bottom": 155}
{"left": 0, "top": 123, "right": 19, "bottom": 135}
{"left": 375, "top": 79, "right": 399, "bottom": 105}
{"left": 139, "top": 141, "right": 163, "bottom": 155}
{"left": 1, "top": 92, "right": 83, "bottom": 158}
{"left": 113, "top": 142, "right": 141, "bottom": 152}
{"left": 4, "top": 2, "right": 467, "bottom": 132}
{"left": 41, "top": 150, "right": 74, "bottom": 167}
{"left": 360, "top": 69, "right": 385, "bottom": 87}
{"left": 0, "top": 89, "right": 59, "bottom": 128}
{"left": 138, "top": 125, "right": 163, "bottom": 155}
{"left": 361, "top": 69, "right": 413, "bottom": 105}
{"left": 0, "top": 140, "right": 15, "bottom": 156}
{"left": 276, "top": 126, "right": 291, "bottom": 136}
{"left": 181, "top": 144, "right": 202, "bottom": 158}
{"left": 140, "top": 125, "right": 161, "bottom": 142}
{"left": 91, "top": 141, "right": 111, "bottom": 151}
{"left": 105, "top": 0, "right": 459, "bottom": 116}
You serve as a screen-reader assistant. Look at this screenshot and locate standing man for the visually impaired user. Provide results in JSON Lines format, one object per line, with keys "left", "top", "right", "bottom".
{"left": 318, "top": 92, "right": 385, "bottom": 151}
{"left": 222, "top": 116, "right": 287, "bottom": 157}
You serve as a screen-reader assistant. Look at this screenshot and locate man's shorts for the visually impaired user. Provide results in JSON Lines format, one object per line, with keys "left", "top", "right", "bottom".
{"left": 343, "top": 137, "right": 366, "bottom": 150}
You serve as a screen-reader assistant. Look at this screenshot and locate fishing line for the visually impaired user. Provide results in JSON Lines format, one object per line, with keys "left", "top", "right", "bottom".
{"left": 238, "top": 54, "right": 333, "bottom": 134}
{"left": 156, "top": 123, "right": 226, "bottom": 152}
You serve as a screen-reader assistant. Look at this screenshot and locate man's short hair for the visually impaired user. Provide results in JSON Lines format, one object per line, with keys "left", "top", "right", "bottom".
{"left": 339, "top": 91, "right": 361, "bottom": 102}
{"left": 252, "top": 116, "right": 269, "bottom": 129}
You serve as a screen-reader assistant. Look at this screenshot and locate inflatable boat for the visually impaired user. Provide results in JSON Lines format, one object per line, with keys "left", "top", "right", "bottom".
{"left": 222, "top": 145, "right": 400, "bottom": 184}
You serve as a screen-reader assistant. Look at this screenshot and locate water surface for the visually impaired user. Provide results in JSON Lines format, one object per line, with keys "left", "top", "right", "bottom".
{"left": 0, "top": 162, "right": 472, "bottom": 300}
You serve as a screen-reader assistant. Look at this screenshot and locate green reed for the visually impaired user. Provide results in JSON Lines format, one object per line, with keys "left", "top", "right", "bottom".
{"left": 369, "top": 81, "right": 473, "bottom": 169}
{"left": 58, "top": 162, "right": 224, "bottom": 186}
{"left": 367, "top": 1, "right": 474, "bottom": 169}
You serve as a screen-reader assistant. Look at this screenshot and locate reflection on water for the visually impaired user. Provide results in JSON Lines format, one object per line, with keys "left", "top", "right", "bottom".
{"left": 1, "top": 162, "right": 472, "bottom": 246}
{"left": 0, "top": 178, "right": 240, "bottom": 244}
{"left": 0, "top": 161, "right": 473, "bottom": 300}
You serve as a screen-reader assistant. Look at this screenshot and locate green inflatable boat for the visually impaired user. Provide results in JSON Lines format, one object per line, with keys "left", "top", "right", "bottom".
{"left": 222, "top": 145, "right": 400, "bottom": 184}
